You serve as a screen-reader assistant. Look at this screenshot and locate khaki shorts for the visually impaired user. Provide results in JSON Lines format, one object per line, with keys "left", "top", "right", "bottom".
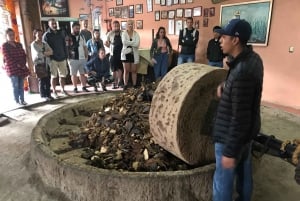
{"left": 68, "top": 59, "right": 86, "bottom": 76}
{"left": 49, "top": 59, "right": 68, "bottom": 78}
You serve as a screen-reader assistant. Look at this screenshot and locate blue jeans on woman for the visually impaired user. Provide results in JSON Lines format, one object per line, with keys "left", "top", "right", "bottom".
{"left": 153, "top": 52, "right": 169, "bottom": 80}
{"left": 10, "top": 75, "right": 25, "bottom": 103}
{"left": 213, "top": 142, "right": 253, "bottom": 201}
{"left": 177, "top": 54, "right": 195, "bottom": 65}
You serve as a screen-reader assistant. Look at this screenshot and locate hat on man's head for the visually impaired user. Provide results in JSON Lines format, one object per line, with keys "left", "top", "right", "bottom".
{"left": 215, "top": 19, "right": 252, "bottom": 43}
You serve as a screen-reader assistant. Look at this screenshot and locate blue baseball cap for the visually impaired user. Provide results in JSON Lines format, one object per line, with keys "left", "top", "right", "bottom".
{"left": 216, "top": 19, "right": 252, "bottom": 42}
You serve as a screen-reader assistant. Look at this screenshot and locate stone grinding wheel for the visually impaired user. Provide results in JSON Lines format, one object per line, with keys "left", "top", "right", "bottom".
{"left": 149, "top": 63, "right": 228, "bottom": 165}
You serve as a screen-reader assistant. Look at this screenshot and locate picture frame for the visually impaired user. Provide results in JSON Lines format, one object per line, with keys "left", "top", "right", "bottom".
{"left": 173, "top": 0, "right": 179, "bottom": 4}
{"left": 187, "top": 0, "right": 193, "bottom": 3}
{"left": 161, "top": 10, "right": 168, "bottom": 19}
{"left": 168, "top": 10, "right": 175, "bottom": 19}
{"left": 114, "top": 7, "right": 121, "bottom": 18}
{"left": 160, "top": 0, "right": 166, "bottom": 6}
{"left": 39, "top": 0, "right": 69, "bottom": 17}
{"left": 166, "top": 0, "right": 172, "bottom": 6}
{"left": 203, "top": 18, "right": 208, "bottom": 27}
{"left": 129, "top": 5, "right": 134, "bottom": 18}
{"left": 135, "top": 4, "right": 143, "bottom": 14}
{"left": 154, "top": 0, "right": 161, "bottom": 5}
{"left": 184, "top": 8, "right": 192, "bottom": 18}
{"left": 180, "top": 0, "right": 186, "bottom": 4}
{"left": 168, "top": 19, "right": 175, "bottom": 35}
{"left": 108, "top": 8, "right": 114, "bottom": 17}
{"left": 193, "top": 6, "right": 202, "bottom": 17}
{"left": 194, "top": 20, "right": 200, "bottom": 29}
{"left": 136, "top": 20, "right": 143, "bottom": 29}
{"left": 121, "top": 21, "right": 127, "bottom": 30}
{"left": 176, "top": 8, "right": 183, "bottom": 18}
{"left": 175, "top": 19, "right": 183, "bottom": 35}
{"left": 147, "top": 0, "right": 153, "bottom": 12}
{"left": 121, "top": 6, "right": 129, "bottom": 19}
{"left": 79, "top": 14, "right": 89, "bottom": 21}
{"left": 203, "top": 8, "right": 209, "bottom": 17}
{"left": 209, "top": 7, "right": 215, "bottom": 17}
{"left": 220, "top": 0, "right": 273, "bottom": 46}
{"left": 116, "top": 0, "right": 123, "bottom": 6}
{"left": 155, "top": 11, "right": 160, "bottom": 21}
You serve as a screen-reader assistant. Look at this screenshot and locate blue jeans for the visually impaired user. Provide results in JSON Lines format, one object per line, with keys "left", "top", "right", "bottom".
{"left": 39, "top": 76, "right": 51, "bottom": 98}
{"left": 213, "top": 143, "right": 253, "bottom": 201}
{"left": 10, "top": 75, "right": 25, "bottom": 103}
{"left": 177, "top": 54, "right": 195, "bottom": 65}
{"left": 208, "top": 61, "right": 223, "bottom": 68}
{"left": 153, "top": 52, "right": 169, "bottom": 80}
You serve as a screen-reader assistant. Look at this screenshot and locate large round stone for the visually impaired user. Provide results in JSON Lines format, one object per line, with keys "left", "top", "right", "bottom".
{"left": 149, "top": 63, "right": 227, "bottom": 165}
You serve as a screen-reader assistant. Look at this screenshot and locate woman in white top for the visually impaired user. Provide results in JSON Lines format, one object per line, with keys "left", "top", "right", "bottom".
{"left": 31, "top": 28, "right": 53, "bottom": 101}
{"left": 121, "top": 20, "right": 140, "bottom": 89}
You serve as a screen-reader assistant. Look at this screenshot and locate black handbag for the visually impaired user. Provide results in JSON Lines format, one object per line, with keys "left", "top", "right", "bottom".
{"left": 34, "top": 63, "right": 48, "bottom": 78}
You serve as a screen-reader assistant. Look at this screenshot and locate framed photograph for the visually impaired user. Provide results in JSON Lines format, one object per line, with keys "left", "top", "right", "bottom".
{"left": 168, "top": 10, "right": 175, "bottom": 19}
{"left": 193, "top": 6, "right": 202, "bottom": 17}
{"left": 161, "top": 10, "right": 168, "bottom": 19}
{"left": 220, "top": 0, "right": 273, "bottom": 46}
{"left": 121, "top": 21, "right": 127, "bottom": 30}
{"left": 168, "top": 19, "right": 175, "bottom": 35}
{"left": 155, "top": 11, "right": 160, "bottom": 21}
{"left": 39, "top": 0, "right": 69, "bottom": 17}
{"left": 79, "top": 14, "right": 88, "bottom": 21}
{"left": 166, "top": 0, "right": 172, "bottom": 6}
{"left": 136, "top": 4, "right": 143, "bottom": 14}
{"left": 176, "top": 8, "right": 183, "bottom": 18}
{"left": 173, "top": 0, "right": 179, "bottom": 4}
{"left": 175, "top": 19, "right": 183, "bottom": 35}
{"left": 180, "top": 0, "right": 186, "bottom": 4}
{"left": 187, "top": 0, "right": 193, "bottom": 3}
{"left": 116, "top": 0, "right": 123, "bottom": 6}
{"left": 155, "top": 0, "right": 161, "bottom": 5}
{"left": 108, "top": 8, "right": 114, "bottom": 17}
{"left": 114, "top": 7, "right": 121, "bottom": 18}
{"left": 129, "top": 5, "right": 134, "bottom": 18}
{"left": 161, "top": 0, "right": 166, "bottom": 6}
{"left": 147, "top": 0, "right": 153, "bottom": 12}
{"left": 194, "top": 20, "right": 199, "bottom": 29}
{"left": 203, "top": 18, "right": 208, "bottom": 27}
{"left": 209, "top": 7, "right": 215, "bottom": 17}
{"left": 136, "top": 20, "right": 143, "bottom": 29}
{"left": 121, "top": 6, "right": 129, "bottom": 18}
{"left": 203, "top": 8, "right": 209, "bottom": 17}
{"left": 184, "top": 8, "right": 192, "bottom": 17}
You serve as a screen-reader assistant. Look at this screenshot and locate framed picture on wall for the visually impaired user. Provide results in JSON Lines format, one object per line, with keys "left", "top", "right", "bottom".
{"left": 194, "top": 20, "right": 200, "bottom": 29}
{"left": 175, "top": 19, "right": 183, "bottom": 35}
{"left": 121, "top": 21, "right": 127, "bottom": 30}
{"left": 116, "top": 0, "right": 123, "bottom": 6}
{"left": 108, "top": 8, "right": 114, "bottom": 17}
{"left": 168, "top": 10, "right": 175, "bottom": 19}
{"left": 114, "top": 7, "right": 121, "bottom": 18}
{"left": 79, "top": 14, "right": 88, "bottom": 21}
{"left": 121, "top": 6, "right": 129, "bottom": 18}
{"left": 39, "top": 0, "right": 69, "bottom": 17}
{"left": 155, "top": 0, "right": 161, "bottom": 5}
{"left": 136, "top": 4, "right": 143, "bottom": 14}
{"left": 168, "top": 19, "right": 175, "bottom": 35}
{"left": 161, "top": 10, "right": 168, "bottom": 19}
{"left": 209, "top": 7, "right": 215, "bottom": 17}
{"left": 220, "top": 0, "right": 273, "bottom": 46}
{"left": 187, "top": 0, "right": 193, "bottom": 3}
{"left": 193, "top": 7, "right": 202, "bottom": 17}
{"left": 203, "top": 18, "right": 208, "bottom": 27}
{"left": 173, "top": 0, "right": 179, "bottom": 5}
{"left": 184, "top": 8, "right": 192, "bottom": 17}
{"left": 166, "top": 0, "right": 172, "bottom": 6}
{"left": 161, "top": 0, "right": 166, "bottom": 6}
{"left": 155, "top": 11, "right": 160, "bottom": 21}
{"left": 180, "top": 0, "right": 186, "bottom": 4}
{"left": 129, "top": 5, "right": 134, "bottom": 18}
{"left": 176, "top": 8, "right": 183, "bottom": 18}
{"left": 147, "top": 0, "right": 153, "bottom": 12}
{"left": 136, "top": 20, "right": 143, "bottom": 29}
{"left": 203, "top": 8, "right": 209, "bottom": 17}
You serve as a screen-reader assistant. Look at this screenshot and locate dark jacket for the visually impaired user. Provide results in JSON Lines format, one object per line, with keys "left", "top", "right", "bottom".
{"left": 150, "top": 37, "right": 172, "bottom": 58}
{"left": 85, "top": 56, "right": 110, "bottom": 78}
{"left": 207, "top": 38, "right": 224, "bottom": 62}
{"left": 178, "top": 28, "right": 199, "bottom": 55}
{"left": 213, "top": 46, "right": 264, "bottom": 158}
{"left": 42, "top": 28, "right": 68, "bottom": 61}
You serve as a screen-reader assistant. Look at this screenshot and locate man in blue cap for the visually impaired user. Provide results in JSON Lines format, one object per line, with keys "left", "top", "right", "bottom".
{"left": 212, "top": 19, "right": 264, "bottom": 201}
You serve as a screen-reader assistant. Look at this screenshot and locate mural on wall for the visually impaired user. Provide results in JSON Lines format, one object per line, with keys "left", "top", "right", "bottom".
{"left": 39, "top": 0, "right": 69, "bottom": 17}
{"left": 220, "top": 0, "right": 273, "bottom": 46}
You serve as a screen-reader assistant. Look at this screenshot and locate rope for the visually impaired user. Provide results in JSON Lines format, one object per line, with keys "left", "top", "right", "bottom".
{"left": 292, "top": 139, "right": 300, "bottom": 165}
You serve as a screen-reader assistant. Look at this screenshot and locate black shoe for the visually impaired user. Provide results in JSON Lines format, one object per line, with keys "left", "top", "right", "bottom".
{"left": 123, "top": 85, "right": 128, "bottom": 91}
{"left": 101, "top": 82, "right": 107, "bottom": 91}
{"left": 112, "top": 82, "right": 119, "bottom": 89}
{"left": 82, "top": 86, "right": 90, "bottom": 92}
{"left": 94, "top": 86, "right": 98, "bottom": 92}
{"left": 73, "top": 87, "right": 78, "bottom": 93}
